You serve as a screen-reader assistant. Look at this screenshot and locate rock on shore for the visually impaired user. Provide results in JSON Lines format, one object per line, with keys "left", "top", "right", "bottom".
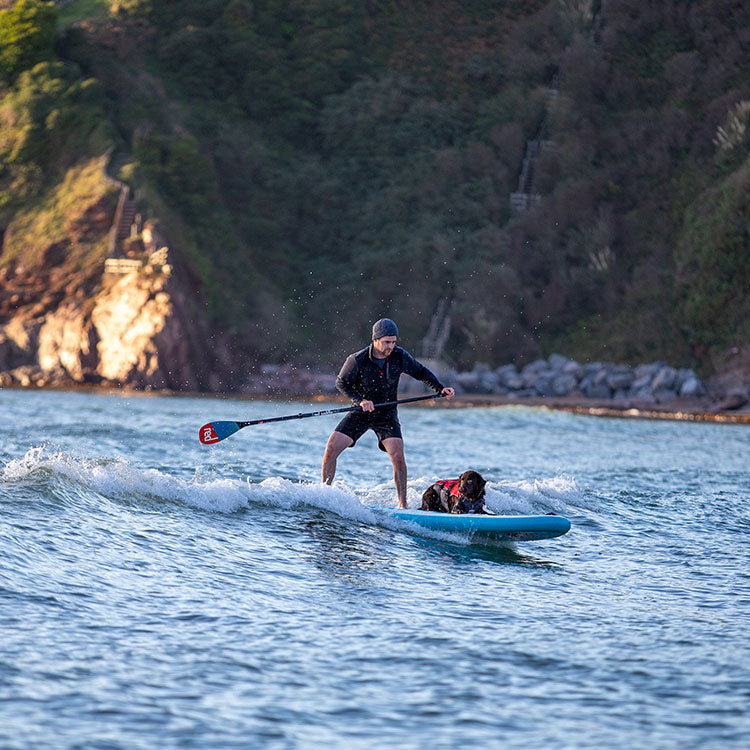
{"left": 398, "top": 354, "right": 740, "bottom": 411}
{"left": 449, "top": 355, "right": 706, "bottom": 404}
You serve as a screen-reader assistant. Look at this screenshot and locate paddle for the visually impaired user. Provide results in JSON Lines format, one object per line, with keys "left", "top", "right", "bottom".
{"left": 199, "top": 392, "right": 447, "bottom": 444}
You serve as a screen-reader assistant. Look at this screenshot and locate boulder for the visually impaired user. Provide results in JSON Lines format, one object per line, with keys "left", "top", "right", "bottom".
{"left": 506, "top": 376, "right": 523, "bottom": 390}
{"left": 635, "top": 362, "right": 666, "bottom": 379}
{"left": 606, "top": 366, "right": 635, "bottom": 391}
{"left": 582, "top": 369, "right": 612, "bottom": 399}
{"left": 522, "top": 359, "right": 549, "bottom": 376}
{"left": 9, "top": 365, "right": 43, "bottom": 387}
{"left": 495, "top": 363, "right": 518, "bottom": 379}
{"left": 561, "top": 359, "right": 585, "bottom": 380}
{"left": 630, "top": 374, "right": 653, "bottom": 392}
{"left": 496, "top": 365, "right": 523, "bottom": 390}
{"left": 455, "top": 371, "right": 482, "bottom": 393}
{"left": 521, "top": 370, "right": 540, "bottom": 389}
{"left": 534, "top": 371, "right": 558, "bottom": 397}
{"left": 583, "top": 361, "right": 604, "bottom": 376}
{"left": 578, "top": 372, "right": 595, "bottom": 392}
{"left": 675, "top": 369, "right": 705, "bottom": 397}
{"left": 547, "top": 353, "right": 569, "bottom": 371}
{"left": 651, "top": 366, "right": 678, "bottom": 392}
{"left": 479, "top": 370, "right": 501, "bottom": 393}
{"left": 552, "top": 373, "right": 578, "bottom": 396}
{"left": 679, "top": 375, "right": 705, "bottom": 398}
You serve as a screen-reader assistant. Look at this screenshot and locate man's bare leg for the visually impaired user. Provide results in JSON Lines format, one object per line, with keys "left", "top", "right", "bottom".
{"left": 382, "top": 437, "right": 407, "bottom": 508}
{"left": 322, "top": 430, "right": 354, "bottom": 484}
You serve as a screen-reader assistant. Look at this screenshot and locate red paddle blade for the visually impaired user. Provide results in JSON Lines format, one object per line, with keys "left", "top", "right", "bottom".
{"left": 199, "top": 421, "right": 241, "bottom": 444}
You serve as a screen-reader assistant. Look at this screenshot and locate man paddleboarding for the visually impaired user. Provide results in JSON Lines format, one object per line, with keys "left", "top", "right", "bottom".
{"left": 322, "top": 318, "right": 454, "bottom": 508}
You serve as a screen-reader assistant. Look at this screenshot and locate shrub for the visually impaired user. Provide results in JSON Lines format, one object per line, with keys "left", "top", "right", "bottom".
{"left": 0, "top": 61, "right": 111, "bottom": 218}
{"left": 0, "top": 0, "right": 57, "bottom": 83}
{"left": 676, "top": 161, "right": 750, "bottom": 349}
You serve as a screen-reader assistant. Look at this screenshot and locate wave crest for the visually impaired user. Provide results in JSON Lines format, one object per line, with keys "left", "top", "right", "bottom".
{"left": 1, "top": 448, "right": 583, "bottom": 521}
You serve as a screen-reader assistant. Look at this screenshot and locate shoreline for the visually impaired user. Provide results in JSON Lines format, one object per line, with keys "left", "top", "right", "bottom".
{"left": 447, "top": 393, "right": 750, "bottom": 425}
{"left": 3, "top": 383, "right": 749, "bottom": 425}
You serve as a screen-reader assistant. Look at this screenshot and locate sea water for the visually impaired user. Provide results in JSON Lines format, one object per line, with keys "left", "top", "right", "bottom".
{"left": 0, "top": 388, "right": 748, "bottom": 749}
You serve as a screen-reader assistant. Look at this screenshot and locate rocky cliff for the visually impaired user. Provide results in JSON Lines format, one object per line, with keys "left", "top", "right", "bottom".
{"left": 0, "top": 159, "right": 231, "bottom": 392}
{"left": 0, "top": 261, "right": 225, "bottom": 390}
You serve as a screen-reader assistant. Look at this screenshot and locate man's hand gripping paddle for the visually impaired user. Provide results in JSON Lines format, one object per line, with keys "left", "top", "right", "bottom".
{"left": 199, "top": 393, "right": 446, "bottom": 444}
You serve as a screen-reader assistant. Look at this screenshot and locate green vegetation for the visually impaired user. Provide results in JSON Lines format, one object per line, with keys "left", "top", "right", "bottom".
{"left": 56, "top": 0, "right": 109, "bottom": 28}
{"left": 677, "top": 159, "right": 750, "bottom": 350}
{"left": 1, "top": 0, "right": 749, "bottom": 372}
{"left": 0, "top": 0, "right": 56, "bottom": 83}
{"left": 0, "top": 59, "right": 112, "bottom": 222}
{"left": 2, "top": 154, "right": 116, "bottom": 270}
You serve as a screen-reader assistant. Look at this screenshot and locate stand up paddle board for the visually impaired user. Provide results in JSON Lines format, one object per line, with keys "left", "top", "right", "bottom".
{"left": 374, "top": 508, "right": 571, "bottom": 542}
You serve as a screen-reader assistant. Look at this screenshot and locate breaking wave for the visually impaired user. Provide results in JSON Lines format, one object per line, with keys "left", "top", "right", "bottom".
{"left": 1, "top": 447, "right": 584, "bottom": 541}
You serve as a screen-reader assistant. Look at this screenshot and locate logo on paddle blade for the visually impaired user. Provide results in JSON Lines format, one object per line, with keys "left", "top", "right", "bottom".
{"left": 200, "top": 424, "right": 219, "bottom": 444}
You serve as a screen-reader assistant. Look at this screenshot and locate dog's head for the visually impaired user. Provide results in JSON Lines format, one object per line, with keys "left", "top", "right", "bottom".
{"left": 457, "top": 470, "right": 486, "bottom": 502}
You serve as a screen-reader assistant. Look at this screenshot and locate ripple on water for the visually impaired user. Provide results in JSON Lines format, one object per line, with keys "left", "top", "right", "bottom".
{"left": 0, "top": 393, "right": 749, "bottom": 748}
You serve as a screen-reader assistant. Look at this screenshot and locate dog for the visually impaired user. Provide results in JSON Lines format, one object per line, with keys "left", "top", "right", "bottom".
{"left": 420, "top": 470, "right": 487, "bottom": 514}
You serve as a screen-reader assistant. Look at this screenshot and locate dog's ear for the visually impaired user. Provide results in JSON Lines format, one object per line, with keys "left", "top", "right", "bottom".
{"left": 475, "top": 472, "right": 487, "bottom": 498}
{"left": 465, "top": 470, "right": 483, "bottom": 485}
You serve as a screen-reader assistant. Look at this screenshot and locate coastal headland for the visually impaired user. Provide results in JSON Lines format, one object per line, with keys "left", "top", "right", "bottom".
{"left": 1, "top": 2, "right": 748, "bottom": 425}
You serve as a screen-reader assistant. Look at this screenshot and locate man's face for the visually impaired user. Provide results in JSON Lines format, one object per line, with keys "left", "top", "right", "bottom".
{"left": 373, "top": 336, "right": 397, "bottom": 357}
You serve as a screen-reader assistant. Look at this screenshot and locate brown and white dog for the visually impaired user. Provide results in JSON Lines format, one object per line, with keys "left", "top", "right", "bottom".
{"left": 420, "top": 470, "right": 487, "bottom": 514}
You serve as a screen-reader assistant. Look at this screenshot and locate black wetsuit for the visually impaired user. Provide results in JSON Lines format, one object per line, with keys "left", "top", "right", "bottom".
{"left": 334, "top": 344, "right": 444, "bottom": 450}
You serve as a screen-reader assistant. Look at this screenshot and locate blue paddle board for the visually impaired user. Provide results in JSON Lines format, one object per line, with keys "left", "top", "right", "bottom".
{"left": 375, "top": 508, "right": 571, "bottom": 542}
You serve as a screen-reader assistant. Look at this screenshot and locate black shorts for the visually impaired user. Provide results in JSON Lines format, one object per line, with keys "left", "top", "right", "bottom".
{"left": 335, "top": 409, "right": 402, "bottom": 452}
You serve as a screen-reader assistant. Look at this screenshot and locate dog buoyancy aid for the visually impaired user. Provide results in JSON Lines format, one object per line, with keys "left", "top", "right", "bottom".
{"left": 431, "top": 479, "right": 484, "bottom": 514}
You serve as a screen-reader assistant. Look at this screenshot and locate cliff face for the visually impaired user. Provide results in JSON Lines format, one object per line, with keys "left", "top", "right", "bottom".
{"left": 0, "top": 263, "right": 223, "bottom": 390}
{"left": 0, "top": 144, "right": 240, "bottom": 392}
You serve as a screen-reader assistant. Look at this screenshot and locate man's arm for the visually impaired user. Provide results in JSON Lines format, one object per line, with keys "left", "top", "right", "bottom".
{"left": 401, "top": 351, "right": 446, "bottom": 393}
{"left": 336, "top": 355, "right": 364, "bottom": 403}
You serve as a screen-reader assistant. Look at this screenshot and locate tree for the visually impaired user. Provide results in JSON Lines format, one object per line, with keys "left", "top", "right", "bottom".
{"left": 0, "top": 0, "right": 57, "bottom": 84}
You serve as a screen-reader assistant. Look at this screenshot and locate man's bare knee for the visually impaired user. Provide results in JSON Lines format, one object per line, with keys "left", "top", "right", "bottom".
{"left": 382, "top": 439, "right": 405, "bottom": 466}
{"left": 326, "top": 431, "right": 353, "bottom": 455}
{"left": 322, "top": 432, "right": 353, "bottom": 478}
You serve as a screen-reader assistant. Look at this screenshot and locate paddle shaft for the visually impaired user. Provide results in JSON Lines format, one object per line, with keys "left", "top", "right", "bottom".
{"left": 236, "top": 392, "right": 445, "bottom": 428}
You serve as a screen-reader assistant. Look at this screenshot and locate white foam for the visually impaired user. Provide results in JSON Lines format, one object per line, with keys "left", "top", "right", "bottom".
{"left": 1, "top": 447, "right": 393, "bottom": 520}
{"left": 1, "top": 447, "right": 249, "bottom": 513}
{"left": 246, "top": 476, "right": 379, "bottom": 521}
{"left": 1, "top": 449, "right": 582, "bottom": 542}
{"left": 485, "top": 475, "right": 585, "bottom": 515}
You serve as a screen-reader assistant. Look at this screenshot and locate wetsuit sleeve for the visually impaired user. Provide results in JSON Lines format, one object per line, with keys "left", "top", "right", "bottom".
{"left": 402, "top": 351, "right": 445, "bottom": 393}
{"left": 336, "top": 355, "right": 363, "bottom": 402}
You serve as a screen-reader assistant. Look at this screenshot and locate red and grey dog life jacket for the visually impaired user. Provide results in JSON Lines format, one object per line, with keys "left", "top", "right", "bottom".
{"left": 431, "top": 479, "right": 484, "bottom": 514}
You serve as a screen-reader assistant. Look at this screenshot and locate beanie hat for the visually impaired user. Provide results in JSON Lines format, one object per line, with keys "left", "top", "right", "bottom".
{"left": 372, "top": 318, "right": 399, "bottom": 340}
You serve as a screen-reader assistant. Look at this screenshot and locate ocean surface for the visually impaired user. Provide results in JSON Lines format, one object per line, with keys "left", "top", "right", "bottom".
{"left": 1, "top": 388, "right": 748, "bottom": 749}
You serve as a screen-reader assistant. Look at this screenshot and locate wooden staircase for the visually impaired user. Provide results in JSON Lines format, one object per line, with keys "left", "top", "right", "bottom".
{"left": 107, "top": 187, "right": 137, "bottom": 257}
